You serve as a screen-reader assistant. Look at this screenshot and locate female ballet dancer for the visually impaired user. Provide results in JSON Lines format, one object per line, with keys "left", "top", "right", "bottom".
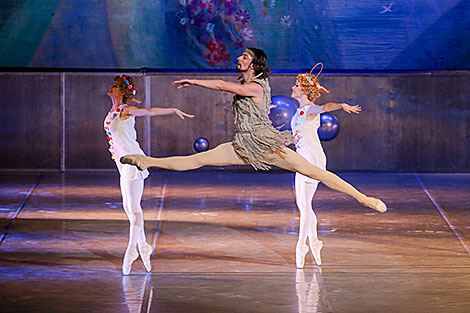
{"left": 105, "top": 75, "right": 194, "bottom": 275}
{"left": 120, "top": 48, "right": 386, "bottom": 224}
{"left": 291, "top": 63, "right": 361, "bottom": 268}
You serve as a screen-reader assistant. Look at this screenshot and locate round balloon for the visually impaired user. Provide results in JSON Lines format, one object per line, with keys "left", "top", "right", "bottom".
{"left": 269, "top": 96, "right": 298, "bottom": 131}
{"left": 318, "top": 113, "right": 340, "bottom": 141}
{"left": 193, "top": 137, "right": 209, "bottom": 152}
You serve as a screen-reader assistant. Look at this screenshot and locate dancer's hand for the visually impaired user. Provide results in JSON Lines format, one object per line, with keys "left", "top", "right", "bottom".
{"left": 132, "top": 98, "right": 143, "bottom": 104}
{"left": 341, "top": 103, "right": 361, "bottom": 114}
{"left": 172, "top": 79, "right": 193, "bottom": 89}
{"left": 173, "top": 108, "right": 195, "bottom": 119}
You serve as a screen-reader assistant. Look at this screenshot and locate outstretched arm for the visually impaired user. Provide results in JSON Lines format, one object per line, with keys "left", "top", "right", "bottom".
{"left": 318, "top": 102, "right": 361, "bottom": 114}
{"left": 123, "top": 106, "right": 195, "bottom": 119}
{"left": 172, "top": 79, "right": 263, "bottom": 98}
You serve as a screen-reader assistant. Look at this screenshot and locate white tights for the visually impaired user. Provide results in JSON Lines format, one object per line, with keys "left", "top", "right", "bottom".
{"left": 119, "top": 177, "right": 148, "bottom": 253}
{"left": 295, "top": 175, "right": 319, "bottom": 248}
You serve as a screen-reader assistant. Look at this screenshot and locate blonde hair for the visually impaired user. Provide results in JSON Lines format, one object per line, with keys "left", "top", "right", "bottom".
{"left": 296, "top": 63, "right": 329, "bottom": 102}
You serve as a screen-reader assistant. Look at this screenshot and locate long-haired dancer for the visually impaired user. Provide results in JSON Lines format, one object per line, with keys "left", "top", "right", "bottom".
{"left": 120, "top": 48, "right": 386, "bottom": 235}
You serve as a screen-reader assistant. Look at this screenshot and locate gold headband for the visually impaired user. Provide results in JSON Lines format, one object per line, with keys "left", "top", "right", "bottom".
{"left": 297, "top": 62, "right": 330, "bottom": 96}
{"left": 309, "top": 62, "right": 324, "bottom": 79}
{"left": 244, "top": 49, "right": 255, "bottom": 59}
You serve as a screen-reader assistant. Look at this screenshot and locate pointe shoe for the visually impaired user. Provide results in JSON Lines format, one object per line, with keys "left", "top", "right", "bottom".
{"left": 139, "top": 243, "right": 153, "bottom": 272}
{"left": 296, "top": 244, "right": 310, "bottom": 269}
{"left": 120, "top": 155, "right": 148, "bottom": 171}
{"left": 309, "top": 240, "right": 323, "bottom": 265}
{"left": 122, "top": 248, "right": 139, "bottom": 276}
{"left": 363, "top": 197, "right": 387, "bottom": 213}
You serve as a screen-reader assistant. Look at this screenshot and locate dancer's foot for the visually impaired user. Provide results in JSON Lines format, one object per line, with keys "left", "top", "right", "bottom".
{"left": 309, "top": 240, "right": 323, "bottom": 265}
{"left": 122, "top": 248, "right": 139, "bottom": 275}
{"left": 296, "top": 243, "right": 310, "bottom": 269}
{"left": 362, "top": 197, "right": 387, "bottom": 213}
{"left": 120, "top": 155, "right": 148, "bottom": 171}
{"left": 139, "top": 243, "right": 153, "bottom": 272}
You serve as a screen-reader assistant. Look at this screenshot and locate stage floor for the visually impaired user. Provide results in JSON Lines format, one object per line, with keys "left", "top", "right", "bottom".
{"left": 1, "top": 170, "right": 469, "bottom": 313}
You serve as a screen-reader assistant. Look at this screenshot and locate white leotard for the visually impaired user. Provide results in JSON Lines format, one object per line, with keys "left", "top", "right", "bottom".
{"left": 291, "top": 103, "right": 326, "bottom": 183}
{"left": 104, "top": 104, "right": 149, "bottom": 181}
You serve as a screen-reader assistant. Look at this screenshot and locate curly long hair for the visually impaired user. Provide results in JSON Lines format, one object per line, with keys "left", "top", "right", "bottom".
{"left": 296, "top": 63, "right": 329, "bottom": 102}
{"left": 114, "top": 75, "right": 136, "bottom": 104}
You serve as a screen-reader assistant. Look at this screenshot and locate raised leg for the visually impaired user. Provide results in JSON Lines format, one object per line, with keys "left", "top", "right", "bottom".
{"left": 270, "top": 147, "right": 387, "bottom": 213}
{"left": 120, "top": 142, "right": 246, "bottom": 171}
{"left": 121, "top": 143, "right": 386, "bottom": 212}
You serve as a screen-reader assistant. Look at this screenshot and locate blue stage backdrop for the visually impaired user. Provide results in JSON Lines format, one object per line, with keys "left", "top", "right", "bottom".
{"left": 1, "top": 0, "right": 469, "bottom": 70}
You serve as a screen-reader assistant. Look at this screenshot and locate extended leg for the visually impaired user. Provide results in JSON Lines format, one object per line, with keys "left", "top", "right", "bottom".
{"left": 121, "top": 142, "right": 246, "bottom": 171}
{"left": 121, "top": 143, "right": 386, "bottom": 212}
{"left": 271, "top": 147, "right": 387, "bottom": 213}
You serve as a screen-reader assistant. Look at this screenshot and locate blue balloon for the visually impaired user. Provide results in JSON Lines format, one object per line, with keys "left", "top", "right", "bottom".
{"left": 193, "top": 137, "right": 209, "bottom": 152}
{"left": 269, "top": 96, "right": 298, "bottom": 131}
{"left": 318, "top": 113, "right": 340, "bottom": 141}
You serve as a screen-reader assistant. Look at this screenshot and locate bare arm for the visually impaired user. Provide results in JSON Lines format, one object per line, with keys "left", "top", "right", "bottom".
{"left": 306, "top": 104, "right": 324, "bottom": 116}
{"left": 172, "top": 79, "right": 263, "bottom": 99}
{"left": 320, "top": 102, "right": 361, "bottom": 114}
{"left": 123, "top": 105, "right": 195, "bottom": 119}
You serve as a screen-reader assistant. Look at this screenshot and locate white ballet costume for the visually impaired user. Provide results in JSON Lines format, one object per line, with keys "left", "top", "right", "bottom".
{"left": 104, "top": 104, "right": 152, "bottom": 274}
{"left": 291, "top": 103, "right": 326, "bottom": 267}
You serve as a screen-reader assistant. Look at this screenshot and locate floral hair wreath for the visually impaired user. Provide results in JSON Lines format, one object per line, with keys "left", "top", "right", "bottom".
{"left": 121, "top": 75, "right": 136, "bottom": 95}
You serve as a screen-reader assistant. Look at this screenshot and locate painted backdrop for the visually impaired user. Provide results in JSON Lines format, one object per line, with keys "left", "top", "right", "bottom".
{"left": 1, "top": 0, "right": 469, "bottom": 69}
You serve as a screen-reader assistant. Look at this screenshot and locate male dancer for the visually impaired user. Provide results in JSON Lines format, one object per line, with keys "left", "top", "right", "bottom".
{"left": 121, "top": 48, "right": 386, "bottom": 219}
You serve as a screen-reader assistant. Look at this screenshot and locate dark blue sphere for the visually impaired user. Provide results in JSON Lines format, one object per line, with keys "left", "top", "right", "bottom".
{"left": 318, "top": 113, "right": 340, "bottom": 141}
{"left": 269, "top": 96, "right": 298, "bottom": 131}
{"left": 193, "top": 137, "right": 209, "bottom": 152}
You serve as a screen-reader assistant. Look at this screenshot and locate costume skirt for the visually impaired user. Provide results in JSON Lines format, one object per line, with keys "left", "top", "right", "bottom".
{"left": 232, "top": 125, "right": 294, "bottom": 171}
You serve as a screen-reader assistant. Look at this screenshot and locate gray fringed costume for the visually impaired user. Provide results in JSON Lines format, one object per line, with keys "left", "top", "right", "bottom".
{"left": 232, "top": 75, "right": 294, "bottom": 170}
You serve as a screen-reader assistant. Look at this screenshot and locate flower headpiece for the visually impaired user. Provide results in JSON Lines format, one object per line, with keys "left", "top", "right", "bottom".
{"left": 297, "top": 63, "right": 330, "bottom": 101}
{"left": 121, "top": 75, "right": 136, "bottom": 95}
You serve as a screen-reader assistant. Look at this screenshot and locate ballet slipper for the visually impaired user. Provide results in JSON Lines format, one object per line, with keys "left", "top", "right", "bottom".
{"left": 309, "top": 240, "right": 323, "bottom": 265}
{"left": 362, "top": 197, "right": 387, "bottom": 213}
{"left": 139, "top": 243, "right": 153, "bottom": 272}
{"left": 122, "top": 248, "right": 139, "bottom": 275}
{"left": 120, "top": 155, "right": 148, "bottom": 171}
{"left": 296, "top": 244, "right": 310, "bottom": 269}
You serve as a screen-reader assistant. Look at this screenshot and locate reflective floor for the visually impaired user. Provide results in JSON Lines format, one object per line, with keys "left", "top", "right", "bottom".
{"left": 0, "top": 171, "right": 469, "bottom": 313}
